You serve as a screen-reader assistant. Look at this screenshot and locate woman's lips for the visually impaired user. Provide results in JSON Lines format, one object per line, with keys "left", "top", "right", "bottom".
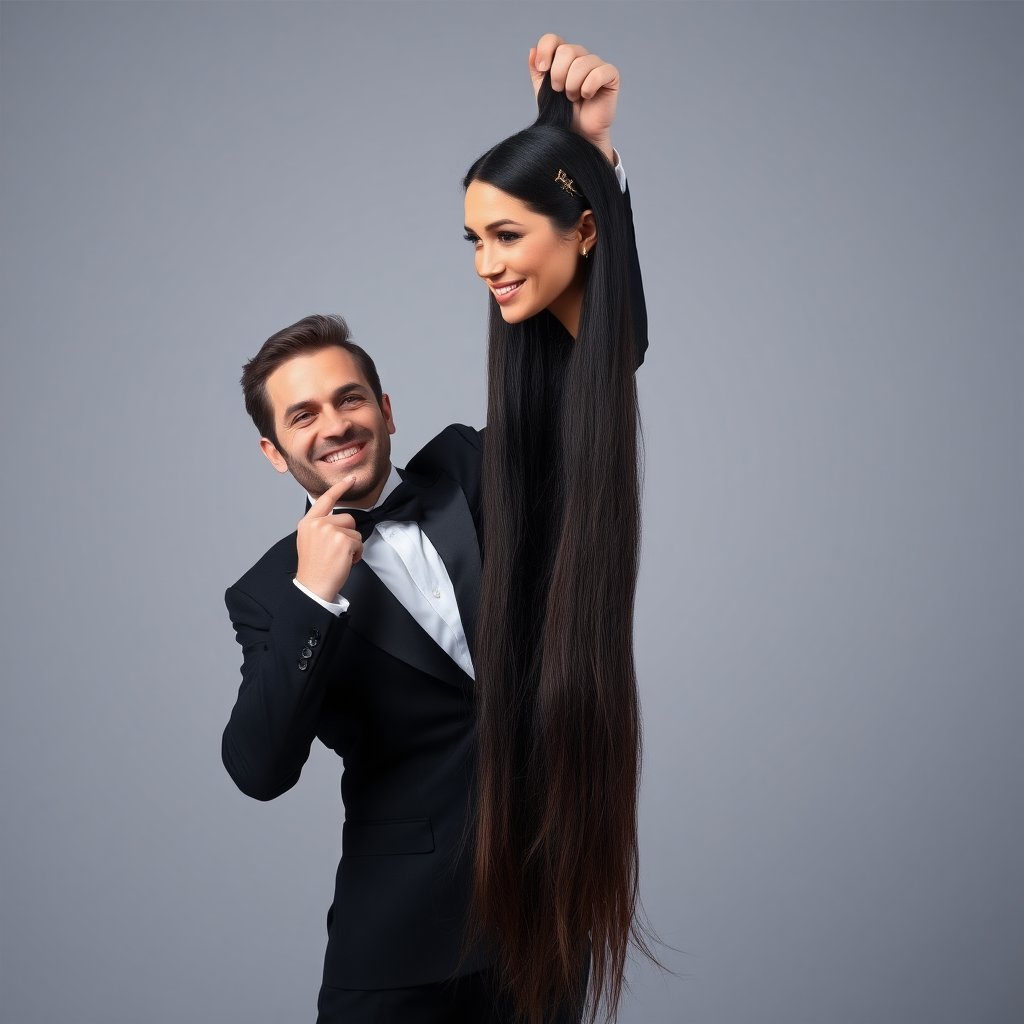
{"left": 491, "top": 280, "right": 525, "bottom": 304}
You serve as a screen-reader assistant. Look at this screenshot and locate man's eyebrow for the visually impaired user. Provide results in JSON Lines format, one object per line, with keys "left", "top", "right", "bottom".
{"left": 463, "top": 219, "right": 526, "bottom": 233}
{"left": 283, "top": 383, "right": 368, "bottom": 420}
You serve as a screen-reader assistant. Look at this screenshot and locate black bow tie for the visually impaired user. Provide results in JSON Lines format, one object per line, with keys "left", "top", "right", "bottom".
{"left": 333, "top": 481, "right": 421, "bottom": 541}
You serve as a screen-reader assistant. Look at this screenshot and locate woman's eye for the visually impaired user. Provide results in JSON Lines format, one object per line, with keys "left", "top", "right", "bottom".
{"left": 497, "top": 232, "right": 520, "bottom": 243}
{"left": 463, "top": 233, "right": 480, "bottom": 245}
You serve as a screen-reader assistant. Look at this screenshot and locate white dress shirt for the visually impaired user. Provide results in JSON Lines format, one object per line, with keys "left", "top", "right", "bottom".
{"left": 292, "top": 157, "right": 628, "bottom": 679}
{"left": 294, "top": 467, "right": 476, "bottom": 680}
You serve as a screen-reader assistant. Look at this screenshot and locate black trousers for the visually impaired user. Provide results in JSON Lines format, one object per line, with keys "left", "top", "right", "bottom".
{"left": 316, "top": 965, "right": 587, "bottom": 1024}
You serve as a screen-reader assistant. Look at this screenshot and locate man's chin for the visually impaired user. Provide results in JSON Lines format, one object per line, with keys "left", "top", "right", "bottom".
{"left": 312, "top": 464, "right": 389, "bottom": 506}
{"left": 330, "top": 474, "right": 375, "bottom": 503}
{"left": 283, "top": 462, "right": 342, "bottom": 503}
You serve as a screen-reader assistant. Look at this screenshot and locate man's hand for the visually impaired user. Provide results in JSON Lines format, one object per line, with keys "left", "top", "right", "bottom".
{"left": 530, "top": 34, "right": 619, "bottom": 165}
{"left": 295, "top": 478, "right": 364, "bottom": 603}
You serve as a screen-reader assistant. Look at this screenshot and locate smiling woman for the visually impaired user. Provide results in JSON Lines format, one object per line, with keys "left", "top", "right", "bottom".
{"left": 462, "top": 74, "right": 653, "bottom": 1024}
{"left": 463, "top": 179, "right": 594, "bottom": 337}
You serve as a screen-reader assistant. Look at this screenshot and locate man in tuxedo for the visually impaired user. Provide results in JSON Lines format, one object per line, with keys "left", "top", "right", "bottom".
{"left": 223, "top": 318, "right": 495, "bottom": 1019}
{"left": 221, "top": 34, "right": 646, "bottom": 1023}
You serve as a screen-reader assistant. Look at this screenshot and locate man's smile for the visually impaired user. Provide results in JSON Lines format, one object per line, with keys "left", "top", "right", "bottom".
{"left": 321, "top": 443, "right": 365, "bottom": 465}
{"left": 310, "top": 436, "right": 373, "bottom": 471}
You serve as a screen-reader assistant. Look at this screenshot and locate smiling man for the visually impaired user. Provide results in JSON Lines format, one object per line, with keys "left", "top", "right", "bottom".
{"left": 258, "top": 343, "right": 395, "bottom": 507}
{"left": 221, "top": 33, "right": 647, "bottom": 1024}
{"left": 223, "top": 313, "right": 489, "bottom": 1021}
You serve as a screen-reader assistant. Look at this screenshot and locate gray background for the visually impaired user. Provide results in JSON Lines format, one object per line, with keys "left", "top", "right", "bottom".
{"left": 1, "top": 2, "right": 1021, "bottom": 1022}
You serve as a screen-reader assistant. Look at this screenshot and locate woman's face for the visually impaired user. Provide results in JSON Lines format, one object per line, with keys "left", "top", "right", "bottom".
{"left": 464, "top": 180, "right": 591, "bottom": 336}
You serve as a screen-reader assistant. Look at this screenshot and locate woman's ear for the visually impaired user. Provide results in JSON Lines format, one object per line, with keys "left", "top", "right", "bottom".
{"left": 576, "top": 210, "right": 597, "bottom": 257}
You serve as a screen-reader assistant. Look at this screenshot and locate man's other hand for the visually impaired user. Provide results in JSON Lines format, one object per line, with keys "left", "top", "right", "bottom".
{"left": 529, "top": 34, "right": 619, "bottom": 165}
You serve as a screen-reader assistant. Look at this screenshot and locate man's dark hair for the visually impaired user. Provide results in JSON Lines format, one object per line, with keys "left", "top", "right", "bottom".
{"left": 241, "top": 314, "right": 383, "bottom": 447}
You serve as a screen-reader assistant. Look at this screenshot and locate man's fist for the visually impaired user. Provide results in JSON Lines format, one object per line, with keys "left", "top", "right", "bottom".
{"left": 530, "top": 34, "right": 619, "bottom": 164}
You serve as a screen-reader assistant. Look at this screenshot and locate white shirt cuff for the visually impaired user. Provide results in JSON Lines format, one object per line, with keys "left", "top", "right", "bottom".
{"left": 612, "top": 149, "right": 627, "bottom": 193}
{"left": 293, "top": 577, "right": 349, "bottom": 616}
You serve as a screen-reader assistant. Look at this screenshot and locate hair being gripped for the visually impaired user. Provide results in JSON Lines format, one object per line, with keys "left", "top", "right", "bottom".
{"left": 464, "top": 76, "right": 651, "bottom": 1023}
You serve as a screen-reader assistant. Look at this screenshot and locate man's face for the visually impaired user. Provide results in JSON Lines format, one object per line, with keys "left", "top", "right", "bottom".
{"left": 259, "top": 346, "right": 395, "bottom": 508}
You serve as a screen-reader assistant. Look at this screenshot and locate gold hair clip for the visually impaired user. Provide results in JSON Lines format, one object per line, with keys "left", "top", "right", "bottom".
{"left": 555, "top": 169, "right": 579, "bottom": 199}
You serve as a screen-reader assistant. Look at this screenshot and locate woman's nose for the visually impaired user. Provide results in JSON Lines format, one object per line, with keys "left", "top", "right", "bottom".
{"left": 476, "top": 244, "right": 504, "bottom": 279}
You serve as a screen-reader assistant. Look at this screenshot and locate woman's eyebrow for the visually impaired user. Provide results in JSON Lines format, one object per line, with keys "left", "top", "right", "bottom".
{"left": 464, "top": 219, "right": 526, "bottom": 232}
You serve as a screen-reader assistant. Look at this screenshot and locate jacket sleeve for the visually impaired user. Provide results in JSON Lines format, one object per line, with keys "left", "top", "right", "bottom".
{"left": 221, "top": 581, "right": 346, "bottom": 801}
{"left": 622, "top": 184, "right": 649, "bottom": 369}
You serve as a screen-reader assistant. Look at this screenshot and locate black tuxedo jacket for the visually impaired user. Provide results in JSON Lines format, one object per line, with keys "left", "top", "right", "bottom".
{"left": 223, "top": 425, "right": 489, "bottom": 989}
{"left": 222, "top": 187, "right": 648, "bottom": 992}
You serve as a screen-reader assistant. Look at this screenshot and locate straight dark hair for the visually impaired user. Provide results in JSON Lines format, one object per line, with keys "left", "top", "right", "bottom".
{"left": 464, "top": 78, "right": 649, "bottom": 1023}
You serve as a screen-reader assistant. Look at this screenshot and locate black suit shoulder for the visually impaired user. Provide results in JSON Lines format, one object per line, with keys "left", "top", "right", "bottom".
{"left": 406, "top": 422, "right": 484, "bottom": 531}
{"left": 406, "top": 422, "right": 482, "bottom": 472}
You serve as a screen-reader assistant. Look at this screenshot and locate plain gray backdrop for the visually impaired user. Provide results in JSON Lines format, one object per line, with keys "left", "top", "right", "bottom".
{"left": 1, "top": 2, "right": 1021, "bottom": 1022}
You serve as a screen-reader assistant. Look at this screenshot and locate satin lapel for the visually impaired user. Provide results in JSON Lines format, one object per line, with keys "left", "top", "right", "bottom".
{"left": 401, "top": 468, "right": 482, "bottom": 660}
{"left": 339, "top": 560, "right": 470, "bottom": 691}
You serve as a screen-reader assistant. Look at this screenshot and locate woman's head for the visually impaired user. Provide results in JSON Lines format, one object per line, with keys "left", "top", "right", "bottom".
{"left": 462, "top": 80, "right": 625, "bottom": 337}
{"left": 463, "top": 174, "right": 594, "bottom": 333}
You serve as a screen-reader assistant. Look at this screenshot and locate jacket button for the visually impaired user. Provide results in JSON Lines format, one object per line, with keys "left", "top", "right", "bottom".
{"left": 301, "top": 646, "right": 313, "bottom": 659}
{"left": 306, "top": 636, "right": 318, "bottom": 648}
{"left": 297, "top": 658, "right": 308, "bottom": 671}
{"left": 308, "top": 628, "right": 321, "bottom": 640}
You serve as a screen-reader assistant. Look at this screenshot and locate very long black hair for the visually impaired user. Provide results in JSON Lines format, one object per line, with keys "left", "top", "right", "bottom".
{"left": 464, "top": 77, "right": 649, "bottom": 1023}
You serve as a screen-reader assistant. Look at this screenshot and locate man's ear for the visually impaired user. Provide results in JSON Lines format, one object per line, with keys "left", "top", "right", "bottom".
{"left": 577, "top": 210, "right": 597, "bottom": 256}
{"left": 381, "top": 393, "right": 397, "bottom": 436}
{"left": 259, "top": 437, "right": 290, "bottom": 475}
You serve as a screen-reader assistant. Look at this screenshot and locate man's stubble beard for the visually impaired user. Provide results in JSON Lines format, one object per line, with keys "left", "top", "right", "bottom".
{"left": 284, "top": 432, "right": 392, "bottom": 505}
